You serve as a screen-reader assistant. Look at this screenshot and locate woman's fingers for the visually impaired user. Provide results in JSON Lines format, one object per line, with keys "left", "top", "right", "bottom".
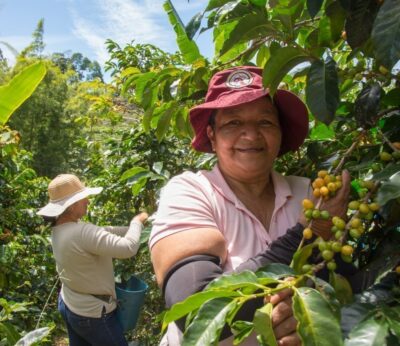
{"left": 133, "top": 212, "right": 149, "bottom": 223}
{"left": 277, "top": 330, "right": 301, "bottom": 346}
{"left": 271, "top": 296, "right": 293, "bottom": 327}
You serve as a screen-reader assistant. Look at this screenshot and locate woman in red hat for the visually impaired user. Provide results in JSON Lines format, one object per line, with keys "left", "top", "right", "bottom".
{"left": 149, "top": 67, "right": 350, "bottom": 346}
{"left": 37, "top": 174, "right": 148, "bottom": 346}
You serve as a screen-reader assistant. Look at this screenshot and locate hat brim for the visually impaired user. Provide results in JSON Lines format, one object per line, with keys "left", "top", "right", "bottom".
{"left": 189, "top": 89, "right": 308, "bottom": 156}
{"left": 37, "top": 187, "right": 103, "bottom": 217}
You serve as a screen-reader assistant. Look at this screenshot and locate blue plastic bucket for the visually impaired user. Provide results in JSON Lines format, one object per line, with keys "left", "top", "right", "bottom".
{"left": 115, "top": 275, "right": 148, "bottom": 332}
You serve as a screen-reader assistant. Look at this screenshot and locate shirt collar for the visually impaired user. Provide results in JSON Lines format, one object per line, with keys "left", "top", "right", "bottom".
{"left": 205, "top": 165, "right": 293, "bottom": 208}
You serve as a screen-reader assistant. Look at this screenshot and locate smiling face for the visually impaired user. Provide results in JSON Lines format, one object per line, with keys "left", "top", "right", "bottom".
{"left": 207, "top": 97, "right": 282, "bottom": 183}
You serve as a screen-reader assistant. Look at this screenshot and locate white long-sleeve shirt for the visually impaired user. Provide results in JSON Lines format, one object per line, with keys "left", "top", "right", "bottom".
{"left": 51, "top": 220, "right": 142, "bottom": 317}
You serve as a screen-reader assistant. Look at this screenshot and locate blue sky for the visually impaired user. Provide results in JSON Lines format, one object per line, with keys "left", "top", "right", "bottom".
{"left": 0, "top": 0, "right": 213, "bottom": 70}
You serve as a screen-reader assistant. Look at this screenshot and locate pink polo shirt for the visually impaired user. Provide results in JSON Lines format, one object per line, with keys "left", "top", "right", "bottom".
{"left": 150, "top": 165, "right": 311, "bottom": 272}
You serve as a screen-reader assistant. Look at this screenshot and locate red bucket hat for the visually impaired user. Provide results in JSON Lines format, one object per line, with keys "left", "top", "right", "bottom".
{"left": 189, "top": 66, "right": 309, "bottom": 155}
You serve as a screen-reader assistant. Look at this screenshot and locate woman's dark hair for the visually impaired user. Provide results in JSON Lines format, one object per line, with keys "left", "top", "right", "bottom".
{"left": 208, "top": 110, "right": 217, "bottom": 129}
{"left": 42, "top": 216, "right": 57, "bottom": 227}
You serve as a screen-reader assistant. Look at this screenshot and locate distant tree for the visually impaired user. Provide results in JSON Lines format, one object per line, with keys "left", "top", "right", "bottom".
{"left": 21, "top": 19, "right": 45, "bottom": 58}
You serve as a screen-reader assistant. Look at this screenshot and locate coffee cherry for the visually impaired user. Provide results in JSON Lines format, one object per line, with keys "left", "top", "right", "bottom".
{"left": 335, "top": 231, "right": 343, "bottom": 240}
{"left": 322, "top": 250, "right": 334, "bottom": 261}
{"left": 302, "top": 199, "right": 314, "bottom": 210}
{"left": 371, "top": 163, "right": 381, "bottom": 172}
{"left": 313, "top": 188, "right": 321, "bottom": 198}
{"left": 303, "top": 228, "right": 313, "bottom": 239}
{"left": 327, "top": 182, "right": 337, "bottom": 192}
{"left": 369, "top": 203, "right": 380, "bottom": 211}
{"left": 312, "top": 209, "right": 321, "bottom": 219}
{"left": 362, "top": 180, "right": 375, "bottom": 190}
{"left": 350, "top": 228, "right": 361, "bottom": 239}
{"left": 313, "top": 178, "right": 325, "bottom": 188}
{"left": 350, "top": 218, "right": 362, "bottom": 228}
{"left": 393, "top": 151, "right": 400, "bottom": 160}
{"left": 320, "top": 210, "right": 330, "bottom": 220}
{"left": 304, "top": 209, "right": 313, "bottom": 219}
{"left": 332, "top": 217, "right": 346, "bottom": 230}
{"left": 341, "top": 254, "right": 353, "bottom": 263}
{"left": 318, "top": 241, "right": 328, "bottom": 252}
{"left": 302, "top": 264, "right": 313, "bottom": 273}
{"left": 335, "top": 181, "right": 342, "bottom": 189}
{"left": 341, "top": 245, "right": 354, "bottom": 256}
{"left": 396, "top": 266, "right": 400, "bottom": 274}
{"left": 327, "top": 261, "right": 337, "bottom": 271}
{"left": 380, "top": 152, "right": 392, "bottom": 161}
{"left": 332, "top": 242, "right": 342, "bottom": 253}
{"left": 320, "top": 186, "right": 329, "bottom": 196}
{"left": 359, "top": 203, "right": 370, "bottom": 214}
{"left": 348, "top": 201, "right": 360, "bottom": 210}
{"left": 318, "top": 170, "right": 329, "bottom": 178}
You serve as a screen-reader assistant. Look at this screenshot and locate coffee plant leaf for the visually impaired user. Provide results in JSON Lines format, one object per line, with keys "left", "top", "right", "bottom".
{"left": 263, "top": 46, "right": 313, "bottom": 96}
{"left": 371, "top": 0, "right": 400, "bottom": 70}
{"left": 329, "top": 272, "right": 353, "bottom": 305}
{"left": 377, "top": 172, "right": 400, "bottom": 206}
{"left": 206, "top": 270, "right": 264, "bottom": 292}
{"left": 182, "top": 297, "right": 237, "bottom": 346}
{"left": 256, "top": 263, "right": 295, "bottom": 278}
{"left": 307, "top": 0, "right": 323, "bottom": 19}
{"left": 344, "top": 317, "right": 388, "bottom": 346}
{"left": 15, "top": 327, "right": 50, "bottom": 346}
{"left": 353, "top": 83, "right": 382, "bottom": 129}
{"left": 293, "top": 287, "right": 343, "bottom": 346}
{"left": 0, "top": 321, "right": 20, "bottom": 345}
{"left": 231, "top": 320, "right": 254, "bottom": 345}
{"left": 253, "top": 303, "right": 278, "bottom": 346}
{"left": 162, "top": 290, "right": 240, "bottom": 331}
{"left": 185, "top": 11, "right": 204, "bottom": 40}
{"left": 306, "top": 57, "right": 339, "bottom": 125}
{"left": 291, "top": 243, "right": 314, "bottom": 274}
{"left": 344, "top": 0, "right": 379, "bottom": 49}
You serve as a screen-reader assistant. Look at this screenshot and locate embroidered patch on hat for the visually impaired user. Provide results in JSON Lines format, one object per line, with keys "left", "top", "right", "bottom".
{"left": 226, "top": 70, "right": 253, "bottom": 89}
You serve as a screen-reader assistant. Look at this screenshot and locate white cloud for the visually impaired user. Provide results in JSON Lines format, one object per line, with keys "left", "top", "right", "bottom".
{"left": 70, "top": 0, "right": 178, "bottom": 64}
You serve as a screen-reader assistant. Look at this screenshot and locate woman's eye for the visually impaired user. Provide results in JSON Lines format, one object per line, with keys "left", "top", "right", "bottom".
{"left": 260, "top": 120, "right": 273, "bottom": 126}
{"left": 224, "top": 120, "right": 241, "bottom": 127}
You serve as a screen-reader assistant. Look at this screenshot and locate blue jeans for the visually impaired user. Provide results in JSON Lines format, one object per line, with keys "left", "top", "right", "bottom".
{"left": 58, "top": 295, "right": 128, "bottom": 346}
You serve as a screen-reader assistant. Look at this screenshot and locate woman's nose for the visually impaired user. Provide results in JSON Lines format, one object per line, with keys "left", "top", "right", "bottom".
{"left": 240, "top": 124, "right": 261, "bottom": 139}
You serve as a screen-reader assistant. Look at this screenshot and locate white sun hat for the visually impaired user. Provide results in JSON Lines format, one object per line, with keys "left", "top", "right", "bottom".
{"left": 37, "top": 174, "right": 103, "bottom": 217}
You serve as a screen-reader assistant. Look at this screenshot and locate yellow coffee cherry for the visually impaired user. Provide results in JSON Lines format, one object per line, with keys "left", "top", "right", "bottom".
{"left": 363, "top": 180, "right": 375, "bottom": 190}
{"left": 369, "top": 203, "right": 380, "bottom": 211}
{"left": 313, "top": 188, "right": 321, "bottom": 198}
{"left": 320, "top": 186, "right": 329, "bottom": 196}
{"left": 318, "top": 170, "right": 329, "bottom": 178}
{"left": 341, "top": 245, "right": 354, "bottom": 256}
{"left": 348, "top": 201, "right": 360, "bottom": 210}
{"left": 327, "top": 182, "right": 337, "bottom": 192}
{"left": 313, "top": 178, "right": 325, "bottom": 188}
{"left": 335, "top": 181, "right": 342, "bottom": 189}
{"left": 303, "top": 228, "right": 313, "bottom": 239}
{"left": 359, "top": 203, "right": 370, "bottom": 214}
{"left": 396, "top": 266, "right": 400, "bottom": 274}
{"left": 323, "top": 175, "right": 332, "bottom": 185}
{"left": 332, "top": 216, "right": 346, "bottom": 230}
{"left": 350, "top": 218, "right": 362, "bottom": 228}
{"left": 380, "top": 152, "right": 392, "bottom": 161}
{"left": 302, "top": 199, "right": 314, "bottom": 210}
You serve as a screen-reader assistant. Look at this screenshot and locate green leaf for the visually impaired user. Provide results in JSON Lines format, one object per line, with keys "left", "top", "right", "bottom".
{"left": 182, "top": 297, "right": 237, "bottom": 346}
{"left": 0, "top": 321, "right": 20, "bottom": 345}
{"left": 253, "top": 303, "right": 278, "bottom": 346}
{"left": 162, "top": 290, "right": 240, "bottom": 330}
{"left": 306, "top": 57, "right": 339, "bottom": 125}
{"left": 372, "top": 163, "right": 400, "bottom": 181}
{"left": 219, "top": 12, "right": 276, "bottom": 56}
{"left": 120, "top": 166, "right": 149, "bottom": 181}
{"left": 377, "top": 172, "right": 400, "bottom": 206}
{"left": 231, "top": 320, "right": 254, "bottom": 345}
{"left": 345, "top": 0, "right": 380, "bottom": 49}
{"left": 263, "top": 46, "right": 313, "bottom": 96}
{"left": 206, "top": 270, "right": 264, "bottom": 292}
{"left": 156, "top": 102, "right": 176, "bottom": 141}
{"left": 329, "top": 272, "right": 353, "bottom": 305}
{"left": 0, "top": 61, "right": 46, "bottom": 125}
{"left": 186, "top": 12, "right": 204, "bottom": 40}
{"left": 257, "top": 263, "right": 295, "bottom": 278}
{"left": 326, "top": 1, "right": 347, "bottom": 42}
{"left": 310, "top": 122, "right": 335, "bottom": 140}
{"left": 250, "top": 0, "right": 266, "bottom": 6}
{"left": 307, "top": 0, "right": 323, "bottom": 18}
{"left": 163, "top": 0, "right": 202, "bottom": 64}
{"left": 15, "top": 327, "right": 50, "bottom": 346}
{"left": 381, "top": 88, "right": 400, "bottom": 107}
{"left": 353, "top": 83, "right": 382, "bottom": 129}
{"left": 293, "top": 287, "right": 343, "bottom": 346}
{"left": 291, "top": 243, "right": 314, "bottom": 274}
{"left": 344, "top": 318, "right": 388, "bottom": 346}
{"left": 371, "top": 0, "right": 400, "bottom": 69}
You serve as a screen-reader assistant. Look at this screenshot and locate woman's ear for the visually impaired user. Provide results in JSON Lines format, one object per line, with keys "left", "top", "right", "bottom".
{"left": 206, "top": 125, "right": 216, "bottom": 152}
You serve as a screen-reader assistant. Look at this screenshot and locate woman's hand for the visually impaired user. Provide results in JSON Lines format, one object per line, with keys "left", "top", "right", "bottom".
{"left": 305, "top": 170, "right": 351, "bottom": 240}
{"left": 132, "top": 212, "right": 149, "bottom": 224}
{"left": 269, "top": 289, "right": 300, "bottom": 346}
